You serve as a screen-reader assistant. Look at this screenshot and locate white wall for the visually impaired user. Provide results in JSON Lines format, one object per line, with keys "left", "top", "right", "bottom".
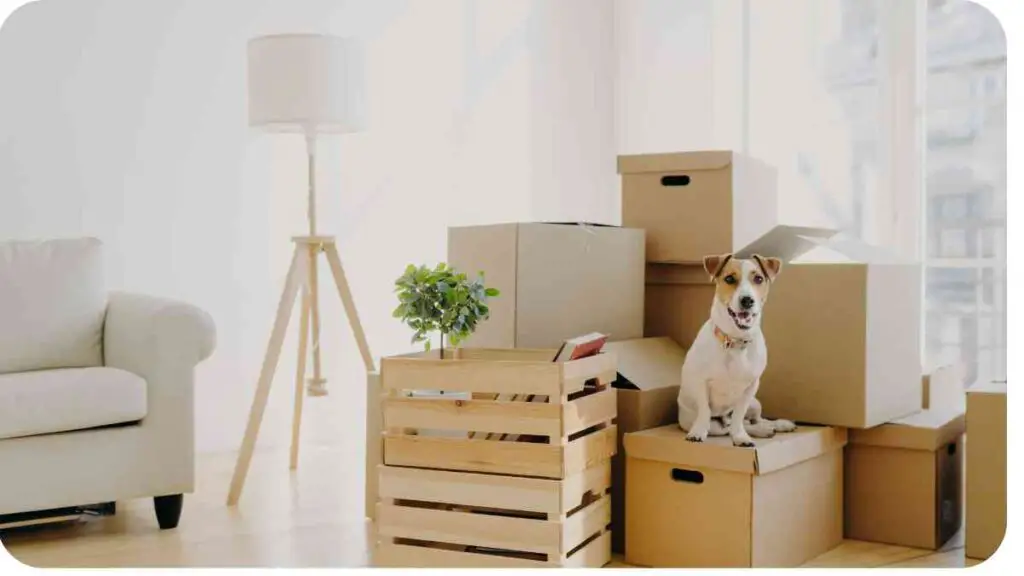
{"left": 0, "top": 0, "right": 616, "bottom": 454}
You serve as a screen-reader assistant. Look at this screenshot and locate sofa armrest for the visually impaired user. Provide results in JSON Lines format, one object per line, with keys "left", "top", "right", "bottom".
{"left": 104, "top": 291, "right": 216, "bottom": 385}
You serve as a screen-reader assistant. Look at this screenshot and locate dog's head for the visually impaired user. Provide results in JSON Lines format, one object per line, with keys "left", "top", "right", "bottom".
{"left": 703, "top": 253, "right": 782, "bottom": 332}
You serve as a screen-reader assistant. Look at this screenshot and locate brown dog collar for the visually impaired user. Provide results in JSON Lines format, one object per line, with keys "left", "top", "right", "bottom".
{"left": 714, "top": 325, "right": 752, "bottom": 350}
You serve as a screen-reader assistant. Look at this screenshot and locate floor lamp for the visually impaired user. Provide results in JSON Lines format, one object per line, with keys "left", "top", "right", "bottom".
{"left": 227, "top": 34, "right": 376, "bottom": 506}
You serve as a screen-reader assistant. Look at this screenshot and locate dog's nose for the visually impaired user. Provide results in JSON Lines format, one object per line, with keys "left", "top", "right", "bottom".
{"left": 739, "top": 295, "right": 755, "bottom": 310}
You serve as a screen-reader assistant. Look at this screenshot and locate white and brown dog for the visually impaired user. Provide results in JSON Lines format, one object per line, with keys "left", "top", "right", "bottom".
{"left": 677, "top": 253, "right": 796, "bottom": 447}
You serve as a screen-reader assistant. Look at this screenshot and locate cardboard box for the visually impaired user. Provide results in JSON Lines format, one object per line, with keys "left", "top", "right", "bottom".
{"left": 845, "top": 408, "right": 965, "bottom": 549}
{"left": 966, "top": 381, "right": 1007, "bottom": 560}
{"left": 624, "top": 424, "right": 845, "bottom": 567}
{"left": 618, "top": 150, "right": 778, "bottom": 263}
{"left": 643, "top": 224, "right": 920, "bottom": 428}
{"left": 448, "top": 222, "right": 645, "bottom": 348}
{"left": 756, "top": 236, "right": 922, "bottom": 428}
{"left": 603, "top": 337, "right": 687, "bottom": 554}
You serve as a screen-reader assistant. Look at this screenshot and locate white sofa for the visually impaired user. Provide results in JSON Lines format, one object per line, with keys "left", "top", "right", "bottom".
{"left": 0, "top": 238, "right": 215, "bottom": 529}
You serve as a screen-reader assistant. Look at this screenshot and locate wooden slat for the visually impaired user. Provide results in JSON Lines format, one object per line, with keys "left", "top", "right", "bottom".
{"left": 454, "top": 348, "right": 558, "bottom": 362}
{"left": 562, "top": 496, "right": 611, "bottom": 552}
{"left": 561, "top": 353, "right": 616, "bottom": 394}
{"left": 563, "top": 426, "right": 617, "bottom": 477}
{"left": 562, "top": 387, "right": 617, "bottom": 437}
{"left": 365, "top": 371, "right": 382, "bottom": 521}
{"left": 383, "top": 435, "right": 564, "bottom": 478}
{"left": 383, "top": 396, "right": 561, "bottom": 438}
{"left": 561, "top": 530, "right": 613, "bottom": 568}
{"left": 560, "top": 463, "right": 612, "bottom": 514}
{"left": 375, "top": 542, "right": 545, "bottom": 568}
{"left": 377, "top": 503, "right": 560, "bottom": 556}
{"left": 378, "top": 466, "right": 562, "bottom": 514}
{"left": 381, "top": 357, "right": 561, "bottom": 396}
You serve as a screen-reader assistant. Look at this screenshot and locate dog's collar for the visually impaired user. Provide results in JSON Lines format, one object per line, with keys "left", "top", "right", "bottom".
{"left": 714, "top": 324, "right": 752, "bottom": 350}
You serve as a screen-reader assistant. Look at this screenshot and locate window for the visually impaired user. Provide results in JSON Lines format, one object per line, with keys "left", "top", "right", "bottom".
{"left": 744, "top": 0, "right": 1005, "bottom": 384}
{"left": 923, "top": 0, "right": 1006, "bottom": 383}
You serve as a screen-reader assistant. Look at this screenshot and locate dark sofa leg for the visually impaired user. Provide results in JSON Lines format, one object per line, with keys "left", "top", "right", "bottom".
{"left": 153, "top": 494, "right": 183, "bottom": 529}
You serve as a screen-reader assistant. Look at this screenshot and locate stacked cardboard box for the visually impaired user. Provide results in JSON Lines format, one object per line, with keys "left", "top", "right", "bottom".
{"left": 448, "top": 222, "right": 645, "bottom": 348}
{"left": 616, "top": 150, "right": 937, "bottom": 567}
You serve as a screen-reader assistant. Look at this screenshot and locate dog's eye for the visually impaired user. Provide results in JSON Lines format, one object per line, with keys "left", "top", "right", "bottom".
{"left": 753, "top": 275, "right": 764, "bottom": 285}
{"left": 724, "top": 275, "right": 737, "bottom": 285}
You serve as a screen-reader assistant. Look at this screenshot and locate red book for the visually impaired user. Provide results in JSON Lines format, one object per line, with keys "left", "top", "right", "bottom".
{"left": 553, "top": 332, "right": 608, "bottom": 362}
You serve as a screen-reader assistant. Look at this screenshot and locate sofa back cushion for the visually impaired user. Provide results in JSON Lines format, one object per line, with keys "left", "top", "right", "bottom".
{"left": 0, "top": 238, "right": 107, "bottom": 373}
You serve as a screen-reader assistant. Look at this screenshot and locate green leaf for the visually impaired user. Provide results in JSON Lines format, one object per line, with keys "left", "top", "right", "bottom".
{"left": 485, "top": 288, "right": 500, "bottom": 297}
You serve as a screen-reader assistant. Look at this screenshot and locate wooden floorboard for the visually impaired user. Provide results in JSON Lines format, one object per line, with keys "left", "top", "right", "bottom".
{"left": 0, "top": 446, "right": 977, "bottom": 569}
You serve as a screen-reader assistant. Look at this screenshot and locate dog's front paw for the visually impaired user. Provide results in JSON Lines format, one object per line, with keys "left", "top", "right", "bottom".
{"left": 685, "top": 426, "right": 708, "bottom": 443}
{"left": 732, "top": 434, "right": 756, "bottom": 448}
{"left": 772, "top": 419, "right": 797, "bottom": 433}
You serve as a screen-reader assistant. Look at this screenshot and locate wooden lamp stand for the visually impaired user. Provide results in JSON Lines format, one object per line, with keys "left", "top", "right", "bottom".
{"left": 226, "top": 134, "right": 376, "bottom": 506}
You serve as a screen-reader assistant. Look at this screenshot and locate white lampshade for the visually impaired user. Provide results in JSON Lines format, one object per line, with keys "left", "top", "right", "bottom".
{"left": 247, "top": 34, "right": 366, "bottom": 134}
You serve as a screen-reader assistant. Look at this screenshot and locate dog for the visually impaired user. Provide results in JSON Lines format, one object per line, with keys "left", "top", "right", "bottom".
{"left": 677, "top": 252, "right": 796, "bottom": 447}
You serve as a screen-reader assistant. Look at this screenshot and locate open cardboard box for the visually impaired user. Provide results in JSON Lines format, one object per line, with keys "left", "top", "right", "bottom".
{"left": 603, "top": 337, "right": 686, "bottom": 554}
{"left": 646, "top": 224, "right": 922, "bottom": 428}
{"left": 448, "top": 222, "right": 645, "bottom": 349}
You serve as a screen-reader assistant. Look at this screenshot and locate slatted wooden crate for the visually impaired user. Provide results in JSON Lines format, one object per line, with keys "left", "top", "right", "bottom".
{"left": 374, "top": 347, "right": 618, "bottom": 567}
{"left": 380, "top": 348, "right": 618, "bottom": 479}
{"left": 375, "top": 463, "right": 612, "bottom": 567}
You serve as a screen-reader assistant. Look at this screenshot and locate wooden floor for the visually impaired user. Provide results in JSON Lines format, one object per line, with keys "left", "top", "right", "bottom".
{"left": 1, "top": 445, "right": 980, "bottom": 569}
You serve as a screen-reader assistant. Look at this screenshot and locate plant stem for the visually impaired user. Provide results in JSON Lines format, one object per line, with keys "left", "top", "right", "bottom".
{"left": 440, "top": 332, "right": 445, "bottom": 360}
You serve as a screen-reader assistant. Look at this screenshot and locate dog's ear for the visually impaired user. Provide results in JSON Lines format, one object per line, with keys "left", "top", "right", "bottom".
{"left": 752, "top": 254, "right": 783, "bottom": 281}
{"left": 703, "top": 253, "right": 733, "bottom": 280}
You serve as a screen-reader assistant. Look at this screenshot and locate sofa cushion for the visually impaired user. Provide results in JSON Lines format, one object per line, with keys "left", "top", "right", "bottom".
{"left": 0, "top": 367, "right": 146, "bottom": 440}
{"left": 0, "top": 238, "right": 107, "bottom": 373}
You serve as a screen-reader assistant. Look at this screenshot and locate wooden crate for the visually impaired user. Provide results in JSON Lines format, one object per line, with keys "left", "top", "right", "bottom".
{"left": 375, "top": 462, "right": 612, "bottom": 567}
{"left": 380, "top": 348, "right": 618, "bottom": 479}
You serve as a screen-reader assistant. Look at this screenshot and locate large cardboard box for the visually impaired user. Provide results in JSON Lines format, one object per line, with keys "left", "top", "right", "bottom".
{"left": 756, "top": 236, "right": 922, "bottom": 428}
{"left": 966, "top": 381, "right": 1006, "bottom": 560}
{"left": 845, "top": 408, "right": 965, "bottom": 549}
{"left": 644, "top": 225, "right": 920, "bottom": 428}
{"left": 603, "top": 337, "right": 686, "bottom": 554}
{"left": 618, "top": 150, "right": 778, "bottom": 263}
{"left": 624, "top": 424, "right": 845, "bottom": 567}
{"left": 448, "top": 222, "right": 645, "bottom": 348}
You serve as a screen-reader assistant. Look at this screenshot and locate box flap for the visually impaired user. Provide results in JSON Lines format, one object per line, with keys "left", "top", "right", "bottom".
{"left": 967, "top": 380, "right": 1007, "bottom": 396}
{"left": 604, "top": 337, "right": 686, "bottom": 391}
{"left": 617, "top": 150, "right": 733, "bottom": 175}
{"left": 733, "top": 225, "right": 839, "bottom": 262}
{"left": 849, "top": 408, "right": 966, "bottom": 451}
{"left": 791, "top": 235, "right": 913, "bottom": 265}
{"left": 624, "top": 424, "right": 846, "bottom": 475}
{"left": 541, "top": 221, "right": 619, "bottom": 228}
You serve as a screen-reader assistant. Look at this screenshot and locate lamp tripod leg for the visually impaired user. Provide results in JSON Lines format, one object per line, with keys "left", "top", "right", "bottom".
{"left": 227, "top": 247, "right": 309, "bottom": 506}
{"left": 323, "top": 243, "right": 375, "bottom": 372}
{"left": 290, "top": 248, "right": 313, "bottom": 470}
{"left": 306, "top": 249, "right": 327, "bottom": 396}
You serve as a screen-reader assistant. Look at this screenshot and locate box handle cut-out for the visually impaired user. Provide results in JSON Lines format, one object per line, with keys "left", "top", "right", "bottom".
{"left": 947, "top": 443, "right": 957, "bottom": 455}
{"left": 671, "top": 468, "right": 704, "bottom": 484}
{"left": 661, "top": 175, "right": 691, "bottom": 187}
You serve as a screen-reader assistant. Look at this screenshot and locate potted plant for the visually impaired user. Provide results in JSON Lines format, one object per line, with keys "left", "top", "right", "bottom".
{"left": 393, "top": 263, "right": 500, "bottom": 359}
